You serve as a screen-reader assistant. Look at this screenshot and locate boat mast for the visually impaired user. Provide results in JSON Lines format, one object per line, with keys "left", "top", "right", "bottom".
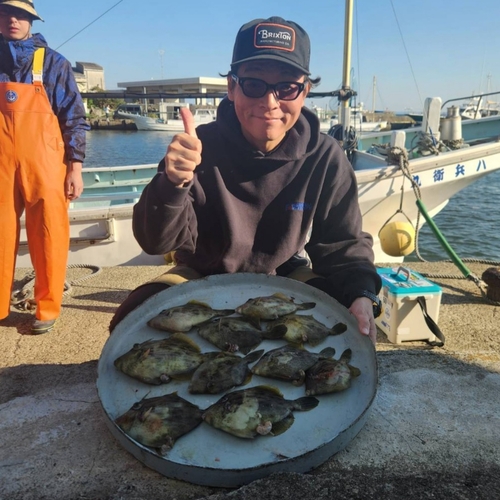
{"left": 372, "top": 76, "right": 376, "bottom": 113}
{"left": 338, "top": 0, "right": 356, "bottom": 141}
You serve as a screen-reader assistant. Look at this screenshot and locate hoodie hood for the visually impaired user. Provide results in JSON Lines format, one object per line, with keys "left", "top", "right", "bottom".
{"left": 214, "top": 97, "right": 323, "bottom": 162}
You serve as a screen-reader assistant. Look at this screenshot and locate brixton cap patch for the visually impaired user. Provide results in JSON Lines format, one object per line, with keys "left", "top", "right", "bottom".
{"left": 231, "top": 16, "right": 311, "bottom": 75}
{"left": 0, "top": 0, "right": 43, "bottom": 21}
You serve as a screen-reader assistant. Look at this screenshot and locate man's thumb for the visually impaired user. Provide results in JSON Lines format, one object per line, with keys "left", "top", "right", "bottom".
{"left": 180, "top": 107, "right": 197, "bottom": 137}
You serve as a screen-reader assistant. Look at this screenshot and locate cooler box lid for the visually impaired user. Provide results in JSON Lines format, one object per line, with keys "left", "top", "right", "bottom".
{"left": 377, "top": 266, "right": 442, "bottom": 295}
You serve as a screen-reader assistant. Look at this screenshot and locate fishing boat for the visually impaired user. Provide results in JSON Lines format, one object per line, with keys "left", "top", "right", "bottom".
{"left": 116, "top": 107, "right": 216, "bottom": 132}
{"left": 460, "top": 95, "right": 500, "bottom": 120}
{"left": 331, "top": 103, "right": 388, "bottom": 132}
{"left": 405, "top": 91, "right": 500, "bottom": 123}
{"left": 15, "top": 0, "right": 500, "bottom": 269}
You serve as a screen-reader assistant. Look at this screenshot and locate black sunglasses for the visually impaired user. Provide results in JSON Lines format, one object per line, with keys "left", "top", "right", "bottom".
{"left": 0, "top": 8, "right": 31, "bottom": 20}
{"left": 231, "top": 74, "right": 305, "bottom": 101}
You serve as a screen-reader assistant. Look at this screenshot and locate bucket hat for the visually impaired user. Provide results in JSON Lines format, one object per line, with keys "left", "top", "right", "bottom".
{"left": 0, "top": 0, "right": 43, "bottom": 21}
{"left": 231, "top": 16, "right": 310, "bottom": 75}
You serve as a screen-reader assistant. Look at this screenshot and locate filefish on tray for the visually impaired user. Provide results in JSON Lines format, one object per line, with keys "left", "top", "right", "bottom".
{"left": 147, "top": 301, "right": 234, "bottom": 332}
{"left": 235, "top": 293, "right": 316, "bottom": 328}
{"left": 251, "top": 345, "right": 336, "bottom": 386}
{"left": 115, "top": 392, "right": 203, "bottom": 455}
{"left": 197, "top": 317, "right": 286, "bottom": 354}
{"left": 189, "top": 349, "right": 264, "bottom": 394}
{"left": 267, "top": 314, "right": 347, "bottom": 347}
{"left": 305, "top": 349, "right": 361, "bottom": 396}
{"left": 202, "top": 385, "right": 319, "bottom": 439}
{"left": 114, "top": 333, "right": 217, "bottom": 385}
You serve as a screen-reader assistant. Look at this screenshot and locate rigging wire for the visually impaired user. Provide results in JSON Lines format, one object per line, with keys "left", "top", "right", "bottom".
{"left": 55, "top": 0, "right": 126, "bottom": 50}
{"left": 388, "top": 0, "right": 424, "bottom": 110}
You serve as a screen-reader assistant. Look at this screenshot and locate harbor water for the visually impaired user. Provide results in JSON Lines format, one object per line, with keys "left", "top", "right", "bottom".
{"left": 85, "top": 130, "right": 500, "bottom": 264}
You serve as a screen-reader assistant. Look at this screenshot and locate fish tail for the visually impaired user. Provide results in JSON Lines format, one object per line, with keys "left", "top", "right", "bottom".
{"left": 244, "top": 349, "right": 265, "bottom": 364}
{"left": 339, "top": 348, "right": 353, "bottom": 362}
{"left": 330, "top": 322, "right": 348, "bottom": 336}
{"left": 319, "top": 346, "right": 336, "bottom": 358}
{"left": 292, "top": 396, "right": 319, "bottom": 411}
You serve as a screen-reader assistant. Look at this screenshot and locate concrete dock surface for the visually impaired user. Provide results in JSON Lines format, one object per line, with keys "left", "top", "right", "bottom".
{"left": 1, "top": 261, "right": 499, "bottom": 500}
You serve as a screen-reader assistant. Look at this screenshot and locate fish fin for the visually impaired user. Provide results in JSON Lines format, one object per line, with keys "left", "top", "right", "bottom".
{"left": 140, "top": 390, "right": 153, "bottom": 401}
{"left": 187, "top": 299, "right": 211, "bottom": 307}
{"left": 339, "top": 348, "right": 353, "bottom": 363}
{"left": 244, "top": 349, "right": 265, "bottom": 364}
{"left": 272, "top": 292, "right": 292, "bottom": 301}
{"left": 348, "top": 364, "right": 362, "bottom": 378}
{"left": 253, "top": 385, "right": 283, "bottom": 397}
{"left": 319, "top": 347, "right": 336, "bottom": 359}
{"left": 263, "top": 324, "right": 288, "bottom": 340}
{"left": 186, "top": 300, "right": 234, "bottom": 316}
{"left": 271, "top": 415, "right": 294, "bottom": 436}
{"left": 169, "top": 332, "right": 201, "bottom": 352}
{"left": 330, "top": 322, "right": 348, "bottom": 335}
{"left": 242, "top": 370, "right": 253, "bottom": 386}
{"left": 297, "top": 301, "right": 316, "bottom": 311}
{"left": 247, "top": 316, "right": 262, "bottom": 330}
{"left": 292, "top": 396, "right": 320, "bottom": 411}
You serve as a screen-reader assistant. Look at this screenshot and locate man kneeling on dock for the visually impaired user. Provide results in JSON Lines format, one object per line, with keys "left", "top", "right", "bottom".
{"left": 109, "top": 16, "right": 381, "bottom": 342}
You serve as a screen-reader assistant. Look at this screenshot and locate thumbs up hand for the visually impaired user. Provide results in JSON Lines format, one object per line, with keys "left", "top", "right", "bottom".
{"left": 164, "top": 107, "right": 202, "bottom": 187}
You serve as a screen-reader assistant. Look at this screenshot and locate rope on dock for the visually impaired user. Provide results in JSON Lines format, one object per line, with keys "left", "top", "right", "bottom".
{"left": 10, "top": 264, "right": 103, "bottom": 311}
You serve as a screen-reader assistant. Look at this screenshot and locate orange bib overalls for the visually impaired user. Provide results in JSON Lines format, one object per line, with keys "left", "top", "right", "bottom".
{"left": 0, "top": 48, "right": 69, "bottom": 321}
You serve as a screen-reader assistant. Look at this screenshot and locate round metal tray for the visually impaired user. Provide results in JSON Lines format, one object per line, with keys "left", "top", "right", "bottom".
{"left": 97, "top": 273, "right": 377, "bottom": 487}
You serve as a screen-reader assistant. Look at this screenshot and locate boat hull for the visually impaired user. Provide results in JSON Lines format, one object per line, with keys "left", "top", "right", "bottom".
{"left": 117, "top": 110, "right": 216, "bottom": 132}
{"left": 14, "top": 119, "right": 500, "bottom": 268}
{"left": 355, "top": 140, "right": 500, "bottom": 261}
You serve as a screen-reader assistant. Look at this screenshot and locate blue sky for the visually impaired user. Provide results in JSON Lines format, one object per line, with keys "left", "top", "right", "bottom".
{"left": 37, "top": 0, "right": 500, "bottom": 112}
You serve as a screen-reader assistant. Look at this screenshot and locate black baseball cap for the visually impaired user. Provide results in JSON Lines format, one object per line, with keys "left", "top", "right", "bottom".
{"left": 231, "top": 16, "right": 311, "bottom": 75}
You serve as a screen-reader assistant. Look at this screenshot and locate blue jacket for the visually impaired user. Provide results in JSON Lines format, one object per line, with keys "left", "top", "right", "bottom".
{"left": 0, "top": 33, "right": 89, "bottom": 162}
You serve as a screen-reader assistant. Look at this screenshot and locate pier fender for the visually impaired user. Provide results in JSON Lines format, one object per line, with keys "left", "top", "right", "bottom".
{"left": 379, "top": 221, "right": 416, "bottom": 257}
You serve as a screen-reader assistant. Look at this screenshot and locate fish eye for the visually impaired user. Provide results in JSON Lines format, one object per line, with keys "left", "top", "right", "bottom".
{"left": 131, "top": 402, "right": 142, "bottom": 410}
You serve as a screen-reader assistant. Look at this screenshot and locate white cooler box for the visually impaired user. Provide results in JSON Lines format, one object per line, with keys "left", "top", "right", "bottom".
{"left": 376, "top": 266, "right": 442, "bottom": 344}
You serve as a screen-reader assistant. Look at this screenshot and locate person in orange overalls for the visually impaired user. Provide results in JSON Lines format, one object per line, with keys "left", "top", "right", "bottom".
{"left": 0, "top": 0, "right": 89, "bottom": 334}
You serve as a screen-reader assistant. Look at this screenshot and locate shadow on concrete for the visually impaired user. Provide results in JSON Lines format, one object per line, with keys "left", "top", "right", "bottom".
{"left": 0, "top": 360, "right": 98, "bottom": 404}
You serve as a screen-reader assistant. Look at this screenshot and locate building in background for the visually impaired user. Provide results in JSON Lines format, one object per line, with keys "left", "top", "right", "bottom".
{"left": 72, "top": 62, "right": 105, "bottom": 93}
{"left": 116, "top": 77, "right": 227, "bottom": 112}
